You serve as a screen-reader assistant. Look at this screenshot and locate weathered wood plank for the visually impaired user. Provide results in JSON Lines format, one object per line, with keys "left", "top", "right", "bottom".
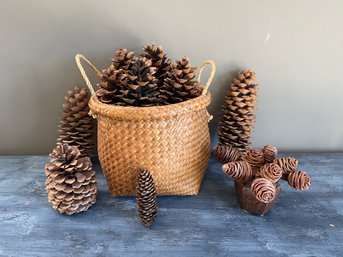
{"left": 0, "top": 153, "right": 342, "bottom": 257}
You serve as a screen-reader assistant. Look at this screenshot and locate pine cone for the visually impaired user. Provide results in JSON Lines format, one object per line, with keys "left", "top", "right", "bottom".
{"left": 213, "top": 145, "right": 242, "bottom": 163}
{"left": 45, "top": 144, "right": 97, "bottom": 215}
{"left": 57, "top": 87, "right": 94, "bottom": 156}
{"left": 222, "top": 161, "right": 252, "bottom": 182}
{"left": 218, "top": 70, "right": 259, "bottom": 152}
{"left": 136, "top": 169, "right": 157, "bottom": 227}
{"left": 244, "top": 149, "right": 265, "bottom": 171}
{"left": 259, "top": 163, "right": 282, "bottom": 183}
{"left": 161, "top": 57, "right": 203, "bottom": 104}
{"left": 262, "top": 145, "right": 278, "bottom": 163}
{"left": 251, "top": 178, "right": 276, "bottom": 203}
{"left": 142, "top": 44, "right": 171, "bottom": 82}
{"left": 273, "top": 157, "right": 298, "bottom": 179}
{"left": 103, "top": 48, "right": 135, "bottom": 75}
{"left": 287, "top": 171, "right": 311, "bottom": 190}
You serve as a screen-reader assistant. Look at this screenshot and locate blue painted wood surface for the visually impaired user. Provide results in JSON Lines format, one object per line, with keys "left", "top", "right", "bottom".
{"left": 0, "top": 153, "right": 342, "bottom": 257}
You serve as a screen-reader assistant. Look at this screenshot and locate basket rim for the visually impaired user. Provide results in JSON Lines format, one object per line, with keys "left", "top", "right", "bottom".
{"left": 89, "top": 92, "right": 211, "bottom": 121}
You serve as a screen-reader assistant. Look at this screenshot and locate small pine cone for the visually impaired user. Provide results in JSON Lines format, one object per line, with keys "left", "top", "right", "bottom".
{"left": 45, "top": 144, "right": 97, "bottom": 215}
{"left": 251, "top": 178, "right": 276, "bottom": 203}
{"left": 259, "top": 163, "right": 282, "bottom": 183}
{"left": 57, "top": 87, "right": 94, "bottom": 156}
{"left": 262, "top": 145, "right": 278, "bottom": 163}
{"left": 136, "top": 169, "right": 158, "bottom": 227}
{"left": 213, "top": 145, "right": 242, "bottom": 163}
{"left": 218, "top": 69, "right": 259, "bottom": 152}
{"left": 244, "top": 149, "right": 265, "bottom": 171}
{"left": 274, "top": 157, "right": 298, "bottom": 179}
{"left": 222, "top": 161, "right": 252, "bottom": 182}
{"left": 287, "top": 171, "right": 311, "bottom": 190}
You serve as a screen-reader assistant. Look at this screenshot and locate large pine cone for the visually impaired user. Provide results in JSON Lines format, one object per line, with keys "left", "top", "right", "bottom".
{"left": 136, "top": 169, "right": 158, "bottom": 227}
{"left": 161, "top": 57, "right": 203, "bottom": 104}
{"left": 287, "top": 171, "right": 311, "bottom": 190}
{"left": 57, "top": 87, "right": 94, "bottom": 156}
{"left": 222, "top": 161, "right": 252, "bottom": 182}
{"left": 218, "top": 70, "right": 259, "bottom": 152}
{"left": 103, "top": 48, "right": 135, "bottom": 75}
{"left": 142, "top": 44, "right": 171, "bottom": 82}
{"left": 251, "top": 178, "right": 276, "bottom": 203}
{"left": 45, "top": 144, "right": 97, "bottom": 215}
{"left": 213, "top": 145, "right": 242, "bottom": 163}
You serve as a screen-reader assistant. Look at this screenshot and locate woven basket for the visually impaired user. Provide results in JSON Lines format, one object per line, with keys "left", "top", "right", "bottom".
{"left": 75, "top": 54, "right": 216, "bottom": 196}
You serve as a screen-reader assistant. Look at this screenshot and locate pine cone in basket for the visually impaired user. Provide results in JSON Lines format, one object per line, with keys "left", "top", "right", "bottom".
{"left": 259, "top": 163, "right": 283, "bottom": 183}
{"left": 161, "top": 57, "right": 203, "bottom": 104}
{"left": 251, "top": 178, "right": 276, "bottom": 203}
{"left": 218, "top": 70, "right": 259, "bottom": 152}
{"left": 103, "top": 48, "right": 135, "bottom": 75}
{"left": 213, "top": 145, "right": 242, "bottom": 163}
{"left": 136, "top": 169, "right": 158, "bottom": 227}
{"left": 45, "top": 144, "right": 97, "bottom": 215}
{"left": 142, "top": 44, "right": 171, "bottom": 82}
{"left": 57, "top": 87, "right": 94, "bottom": 156}
{"left": 287, "top": 170, "right": 311, "bottom": 190}
{"left": 222, "top": 161, "right": 252, "bottom": 182}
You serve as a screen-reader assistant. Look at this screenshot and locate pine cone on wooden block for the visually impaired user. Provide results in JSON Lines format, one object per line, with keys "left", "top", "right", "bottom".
{"left": 213, "top": 145, "right": 242, "bottom": 163}
{"left": 136, "top": 169, "right": 157, "bottom": 227}
{"left": 244, "top": 149, "right": 265, "bottom": 176}
{"left": 251, "top": 178, "right": 276, "bottom": 203}
{"left": 161, "top": 57, "right": 203, "bottom": 104}
{"left": 262, "top": 145, "right": 278, "bottom": 163}
{"left": 273, "top": 157, "right": 298, "bottom": 179}
{"left": 287, "top": 171, "right": 311, "bottom": 190}
{"left": 45, "top": 144, "right": 97, "bottom": 215}
{"left": 259, "top": 163, "right": 282, "bottom": 183}
{"left": 222, "top": 161, "right": 252, "bottom": 182}
{"left": 218, "top": 70, "right": 259, "bottom": 152}
{"left": 57, "top": 87, "right": 94, "bottom": 156}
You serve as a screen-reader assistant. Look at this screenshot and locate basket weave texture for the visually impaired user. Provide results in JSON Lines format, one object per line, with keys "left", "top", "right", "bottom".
{"left": 89, "top": 94, "right": 211, "bottom": 195}
{"left": 75, "top": 54, "right": 215, "bottom": 196}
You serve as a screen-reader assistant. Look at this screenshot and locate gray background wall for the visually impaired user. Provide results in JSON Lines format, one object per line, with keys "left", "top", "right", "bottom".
{"left": 1, "top": 0, "right": 342, "bottom": 155}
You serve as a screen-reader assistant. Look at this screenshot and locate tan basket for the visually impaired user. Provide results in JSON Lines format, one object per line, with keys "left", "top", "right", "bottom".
{"left": 75, "top": 54, "right": 216, "bottom": 196}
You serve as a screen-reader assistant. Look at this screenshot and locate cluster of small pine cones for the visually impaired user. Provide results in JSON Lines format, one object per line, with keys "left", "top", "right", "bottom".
{"left": 96, "top": 44, "right": 203, "bottom": 107}
{"left": 214, "top": 144, "right": 311, "bottom": 203}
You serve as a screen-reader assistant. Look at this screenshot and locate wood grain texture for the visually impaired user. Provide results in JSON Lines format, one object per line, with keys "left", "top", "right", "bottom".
{"left": 0, "top": 153, "right": 342, "bottom": 257}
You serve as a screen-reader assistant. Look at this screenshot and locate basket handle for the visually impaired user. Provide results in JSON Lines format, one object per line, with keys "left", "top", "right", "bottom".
{"left": 197, "top": 60, "right": 216, "bottom": 95}
{"left": 75, "top": 54, "right": 102, "bottom": 96}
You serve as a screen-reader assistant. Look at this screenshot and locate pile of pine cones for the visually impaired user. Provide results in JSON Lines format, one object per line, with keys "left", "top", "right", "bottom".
{"left": 214, "top": 144, "right": 311, "bottom": 204}
{"left": 96, "top": 44, "right": 204, "bottom": 107}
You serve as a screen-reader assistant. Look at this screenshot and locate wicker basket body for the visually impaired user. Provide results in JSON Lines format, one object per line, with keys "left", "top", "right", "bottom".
{"left": 89, "top": 94, "right": 211, "bottom": 195}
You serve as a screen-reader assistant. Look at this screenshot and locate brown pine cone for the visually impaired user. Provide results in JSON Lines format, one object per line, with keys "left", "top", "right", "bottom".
{"left": 287, "top": 171, "right": 311, "bottom": 190}
{"left": 57, "top": 87, "right": 94, "bottom": 156}
{"left": 274, "top": 157, "right": 298, "bottom": 179}
{"left": 262, "top": 145, "right": 278, "bottom": 163}
{"left": 213, "top": 145, "right": 242, "bottom": 163}
{"left": 251, "top": 178, "right": 276, "bottom": 203}
{"left": 45, "top": 144, "right": 97, "bottom": 215}
{"left": 259, "top": 163, "right": 282, "bottom": 183}
{"left": 218, "top": 69, "right": 259, "bottom": 152}
{"left": 104, "top": 48, "right": 135, "bottom": 73}
{"left": 245, "top": 149, "right": 265, "bottom": 169}
{"left": 136, "top": 169, "right": 158, "bottom": 227}
{"left": 222, "top": 161, "right": 252, "bottom": 182}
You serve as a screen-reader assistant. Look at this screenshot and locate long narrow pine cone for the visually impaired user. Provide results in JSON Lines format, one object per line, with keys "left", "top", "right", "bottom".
{"left": 218, "top": 70, "right": 259, "bottom": 153}
{"left": 213, "top": 145, "right": 242, "bottom": 163}
{"left": 287, "top": 171, "right": 311, "bottom": 190}
{"left": 45, "top": 144, "right": 97, "bottom": 215}
{"left": 273, "top": 157, "right": 298, "bottom": 179}
{"left": 251, "top": 178, "right": 276, "bottom": 203}
{"left": 262, "top": 145, "right": 278, "bottom": 163}
{"left": 259, "top": 163, "right": 282, "bottom": 183}
{"left": 137, "top": 169, "right": 158, "bottom": 227}
{"left": 161, "top": 57, "right": 203, "bottom": 104}
{"left": 57, "top": 87, "right": 94, "bottom": 156}
{"left": 222, "top": 161, "right": 252, "bottom": 182}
